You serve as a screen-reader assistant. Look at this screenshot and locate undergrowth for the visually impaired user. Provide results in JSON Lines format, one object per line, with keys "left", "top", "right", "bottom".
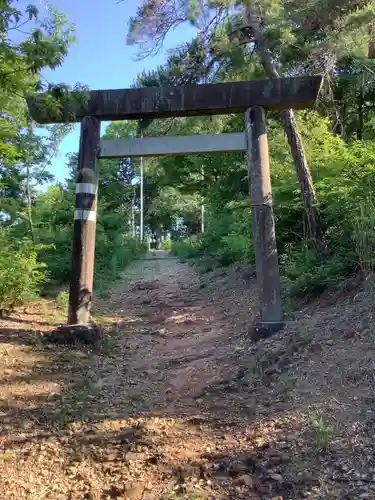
{"left": 172, "top": 133, "right": 375, "bottom": 297}
{"left": 0, "top": 211, "right": 146, "bottom": 313}
{"left": 0, "top": 232, "right": 47, "bottom": 314}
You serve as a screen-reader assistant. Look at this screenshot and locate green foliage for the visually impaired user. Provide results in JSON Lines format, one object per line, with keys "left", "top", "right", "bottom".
{"left": 148, "top": 186, "right": 202, "bottom": 231}
{"left": 190, "top": 201, "right": 254, "bottom": 267}
{"left": 353, "top": 201, "right": 375, "bottom": 276}
{"left": 124, "top": 0, "right": 375, "bottom": 296}
{"left": 0, "top": 1, "right": 79, "bottom": 168}
{"left": 29, "top": 183, "right": 146, "bottom": 296}
{"left": 281, "top": 246, "right": 351, "bottom": 296}
{"left": 171, "top": 237, "right": 200, "bottom": 262}
{"left": 309, "top": 411, "right": 334, "bottom": 452}
{"left": 56, "top": 290, "right": 69, "bottom": 311}
{"left": 94, "top": 231, "right": 146, "bottom": 296}
{"left": 0, "top": 112, "right": 146, "bottom": 308}
{"left": 0, "top": 231, "right": 46, "bottom": 313}
{"left": 0, "top": 2, "right": 99, "bottom": 310}
{"left": 162, "top": 239, "right": 172, "bottom": 251}
{"left": 169, "top": 111, "right": 375, "bottom": 296}
{"left": 2, "top": 0, "right": 375, "bottom": 312}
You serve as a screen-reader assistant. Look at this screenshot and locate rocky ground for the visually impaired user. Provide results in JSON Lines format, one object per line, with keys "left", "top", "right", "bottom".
{"left": 0, "top": 253, "right": 375, "bottom": 499}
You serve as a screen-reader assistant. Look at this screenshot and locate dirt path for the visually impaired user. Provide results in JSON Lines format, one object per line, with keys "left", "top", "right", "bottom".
{"left": 0, "top": 254, "right": 257, "bottom": 500}
{"left": 1, "top": 254, "right": 375, "bottom": 499}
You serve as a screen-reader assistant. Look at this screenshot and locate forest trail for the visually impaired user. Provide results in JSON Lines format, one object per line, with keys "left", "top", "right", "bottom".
{"left": 1, "top": 254, "right": 375, "bottom": 499}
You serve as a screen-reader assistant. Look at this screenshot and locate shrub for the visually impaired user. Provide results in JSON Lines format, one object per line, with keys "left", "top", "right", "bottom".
{"left": 56, "top": 290, "right": 69, "bottom": 311}
{"left": 172, "top": 201, "right": 254, "bottom": 268}
{"left": 94, "top": 233, "right": 146, "bottom": 296}
{"left": 172, "top": 135, "right": 375, "bottom": 296}
{"left": 0, "top": 231, "right": 47, "bottom": 314}
{"left": 162, "top": 239, "right": 172, "bottom": 251}
{"left": 171, "top": 237, "right": 200, "bottom": 261}
{"left": 280, "top": 245, "right": 352, "bottom": 297}
{"left": 37, "top": 227, "right": 73, "bottom": 283}
{"left": 31, "top": 198, "right": 147, "bottom": 294}
{"left": 353, "top": 201, "right": 375, "bottom": 276}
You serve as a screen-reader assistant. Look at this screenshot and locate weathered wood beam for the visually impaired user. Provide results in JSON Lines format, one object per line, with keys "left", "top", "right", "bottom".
{"left": 28, "top": 76, "right": 322, "bottom": 124}
{"left": 99, "top": 132, "right": 246, "bottom": 158}
{"left": 245, "top": 106, "right": 283, "bottom": 335}
{"left": 68, "top": 116, "right": 100, "bottom": 326}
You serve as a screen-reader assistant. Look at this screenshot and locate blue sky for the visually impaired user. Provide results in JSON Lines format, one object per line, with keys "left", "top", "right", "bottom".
{"left": 29, "top": 0, "right": 196, "bottom": 184}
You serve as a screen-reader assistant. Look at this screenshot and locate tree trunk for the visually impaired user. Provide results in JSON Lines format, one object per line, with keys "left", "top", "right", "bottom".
{"left": 26, "top": 165, "right": 36, "bottom": 244}
{"left": 131, "top": 190, "right": 136, "bottom": 237}
{"left": 357, "top": 88, "right": 364, "bottom": 140}
{"left": 280, "top": 109, "right": 327, "bottom": 253}
{"left": 201, "top": 166, "right": 205, "bottom": 233}
{"left": 245, "top": 8, "right": 328, "bottom": 256}
{"left": 155, "top": 226, "right": 162, "bottom": 249}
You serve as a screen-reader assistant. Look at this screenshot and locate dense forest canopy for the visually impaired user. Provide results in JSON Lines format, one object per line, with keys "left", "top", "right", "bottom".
{"left": 1, "top": 0, "right": 375, "bottom": 313}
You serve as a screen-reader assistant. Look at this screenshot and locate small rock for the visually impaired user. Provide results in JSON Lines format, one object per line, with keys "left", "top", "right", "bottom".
{"left": 103, "top": 452, "right": 117, "bottom": 462}
{"left": 180, "top": 463, "right": 201, "bottom": 479}
{"left": 234, "top": 474, "right": 253, "bottom": 488}
{"left": 240, "top": 264, "right": 256, "bottom": 280}
{"left": 295, "top": 472, "right": 319, "bottom": 486}
{"left": 125, "top": 452, "right": 139, "bottom": 462}
{"left": 230, "top": 461, "right": 249, "bottom": 475}
{"left": 235, "top": 367, "right": 246, "bottom": 380}
{"left": 269, "top": 455, "right": 282, "bottom": 466}
{"left": 268, "top": 473, "right": 283, "bottom": 482}
{"left": 173, "top": 483, "right": 186, "bottom": 493}
{"left": 215, "top": 475, "right": 229, "bottom": 484}
{"left": 125, "top": 483, "right": 144, "bottom": 499}
{"left": 119, "top": 428, "right": 136, "bottom": 444}
{"left": 256, "top": 484, "right": 270, "bottom": 495}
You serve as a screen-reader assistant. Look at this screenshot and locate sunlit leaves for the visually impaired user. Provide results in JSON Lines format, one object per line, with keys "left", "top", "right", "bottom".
{"left": 0, "top": 0, "right": 82, "bottom": 235}
{"left": 0, "top": 1, "right": 78, "bottom": 167}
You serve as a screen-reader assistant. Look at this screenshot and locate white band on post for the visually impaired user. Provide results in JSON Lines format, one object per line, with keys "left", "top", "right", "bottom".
{"left": 74, "top": 209, "right": 97, "bottom": 221}
{"left": 75, "top": 183, "right": 97, "bottom": 194}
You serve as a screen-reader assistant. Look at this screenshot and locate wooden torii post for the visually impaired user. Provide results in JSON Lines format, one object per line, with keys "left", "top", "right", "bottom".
{"left": 28, "top": 76, "right": 321, "bottom": 339}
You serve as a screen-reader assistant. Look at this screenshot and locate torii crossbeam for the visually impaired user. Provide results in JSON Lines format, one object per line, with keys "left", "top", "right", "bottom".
{"left": 28, "top": 76, "right": 321, "bottom": 123}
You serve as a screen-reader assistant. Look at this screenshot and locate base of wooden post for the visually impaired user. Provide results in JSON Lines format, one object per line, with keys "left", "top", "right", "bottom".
{"left": 248, "top": 320, "right": 285, "bottom": 342}
{"left": 44, "top": 324, "right": 102, "bottom": 347}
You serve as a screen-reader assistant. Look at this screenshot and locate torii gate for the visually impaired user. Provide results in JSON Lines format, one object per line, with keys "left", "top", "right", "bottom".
{"left": 28, "top": 76, "right": 321, "bottom": 338}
